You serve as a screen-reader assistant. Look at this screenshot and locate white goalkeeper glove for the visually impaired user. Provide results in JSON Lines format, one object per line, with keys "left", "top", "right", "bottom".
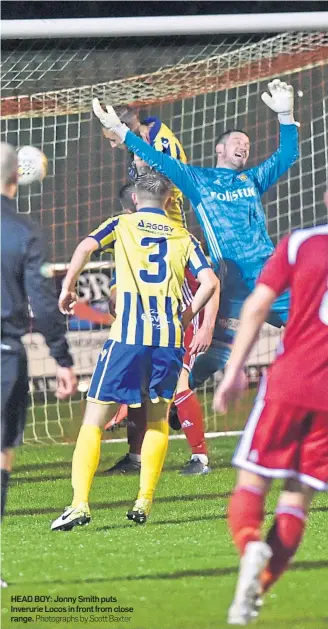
{"left": 261, "top": 79, "right": 296, "bottom": 125}
{"left": 92, "top": 98, "right": 129, "bottom": 142}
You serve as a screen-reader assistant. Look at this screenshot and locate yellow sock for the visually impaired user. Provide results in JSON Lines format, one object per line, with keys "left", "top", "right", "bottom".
{"left": 138, "top": 417, "right": 169, "bottom": 502}
{"left": 71, "top": 424, "right": 102, "bottom": 507}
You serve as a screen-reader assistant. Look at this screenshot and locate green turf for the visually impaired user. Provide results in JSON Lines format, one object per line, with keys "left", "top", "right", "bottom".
{"left": 2, "top": 438, "right": 328, "bottom": 629}
{"left": 23, "top": 388, "right": 257, "bottom": 444}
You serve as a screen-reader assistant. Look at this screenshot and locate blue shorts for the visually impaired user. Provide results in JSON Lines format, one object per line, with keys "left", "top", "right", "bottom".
{"left": 214, "top": 286, "right": 290, "bottom": 344}
{"left": 189, "top": 288, "right": 289, "bottom": 388}
{"left": 88, "top": 340, "right": 184, "bottom": 406}
{"left": 189, "top": 340, "right": 232, "bottom": 389}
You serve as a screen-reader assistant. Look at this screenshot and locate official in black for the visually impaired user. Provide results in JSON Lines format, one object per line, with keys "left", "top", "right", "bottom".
{"left": 1, "top": 143, "right": 77, "bottom": 579}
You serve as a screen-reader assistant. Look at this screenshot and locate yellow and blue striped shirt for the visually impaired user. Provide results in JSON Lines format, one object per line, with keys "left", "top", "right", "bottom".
{"left": 141, "top": 117, "right": 187, "bottom": 228}
{"left": 89, "top": 208, "right": 209, "bottom": 348}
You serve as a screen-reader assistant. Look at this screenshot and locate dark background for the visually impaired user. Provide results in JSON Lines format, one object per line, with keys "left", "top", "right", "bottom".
{"left": 2, "top": 1, "right": 328, "bottom": 20}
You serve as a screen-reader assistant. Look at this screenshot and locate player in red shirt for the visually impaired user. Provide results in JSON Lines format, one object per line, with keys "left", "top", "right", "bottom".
{"left": 214, "top": 218, "right": 328, "bottom": 625}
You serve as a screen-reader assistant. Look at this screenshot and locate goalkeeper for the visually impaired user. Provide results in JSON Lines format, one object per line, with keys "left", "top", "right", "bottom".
{"left": 92, "top": 79, "right": 299, "bottom": 386}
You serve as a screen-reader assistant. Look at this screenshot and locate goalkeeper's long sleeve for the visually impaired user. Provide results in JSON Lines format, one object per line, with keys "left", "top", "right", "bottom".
{"left": 125, "top": 130, "right": 199, "bottom": 199}
{"left": 245, "top": 124, "right": 299, "bottom": 196}
{"left": 125, "top": 126, "right": 299, "bottom": 284}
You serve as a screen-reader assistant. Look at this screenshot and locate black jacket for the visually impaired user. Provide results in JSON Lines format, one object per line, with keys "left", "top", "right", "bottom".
{"left": 1, "top": 195, "right": 73, "bottom": 367}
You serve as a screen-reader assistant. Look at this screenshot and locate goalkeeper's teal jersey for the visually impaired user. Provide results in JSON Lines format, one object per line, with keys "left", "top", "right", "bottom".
{"left": 124, "top": 124, "right": 299, "bottom": 342}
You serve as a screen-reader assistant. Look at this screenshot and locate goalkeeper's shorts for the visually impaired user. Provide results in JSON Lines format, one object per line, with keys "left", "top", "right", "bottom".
{"left": 87, "top": 339, "right": 184, "bottom": 407}
{"left": 189, "top": 340, "right": 231, "bottom": 390}
{"left": 213, "top": 287, "right": 290, "bottom": 345}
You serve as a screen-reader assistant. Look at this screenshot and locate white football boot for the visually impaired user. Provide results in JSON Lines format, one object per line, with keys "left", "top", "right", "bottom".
{"left": 228, "top": 541, "right": 272, "bottom": 625}
{"left": 51, "top": 502, "right": 91, "bottom": 531}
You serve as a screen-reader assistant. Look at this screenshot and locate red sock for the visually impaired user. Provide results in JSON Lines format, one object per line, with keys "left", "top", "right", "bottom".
{"left": 261, "top": 506, "right": 306, "bottom": 592}
{"left": 127, "top": 406, "right": 147, "bottom": 456}
{"left": 174, "top": 389, "right": 207, "bottom": 456}
{"left": 104, "top": 404, "right": 128, "bottom": 430}
{"left": 228, "top": 486, "right": 265, "bottom": 555}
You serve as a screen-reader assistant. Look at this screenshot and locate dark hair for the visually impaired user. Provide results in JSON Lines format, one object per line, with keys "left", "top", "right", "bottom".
{"left": 118, "top": 182, "right": 136, "bottom": 211}
{"left": 135, "top": 172, "right": 172, "bottom": 202}
{"left": 115, "top": 104, "right": 139, "bottom": 126}
{"left": 216, "top": 129, "right": 250, "bottom": 145}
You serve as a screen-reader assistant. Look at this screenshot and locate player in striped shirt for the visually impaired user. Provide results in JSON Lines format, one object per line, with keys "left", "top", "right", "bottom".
{"left": 103, "top": 104, "right": 187, "bottom": 227}
{"left": 103, "top": 106, "right": 220, "bottom": 475}
{"left": 51, "top": 173, "right": 218, "bottom": 530}
{"left": 104, "top": 187, "right": 220, "bottom": 476}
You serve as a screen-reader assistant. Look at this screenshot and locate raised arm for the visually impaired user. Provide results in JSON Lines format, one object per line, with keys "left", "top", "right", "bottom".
{"left": 247, "top": 124, "right": 299, "bottom": 196}
{"left": 247, "top": 79, "right": 299, "bottom": 195}
{"left": 92, "top": 99, "right": 199, "bottom": 200}
{"left": 124, "top": 131, "right": 197, "bottom": 197}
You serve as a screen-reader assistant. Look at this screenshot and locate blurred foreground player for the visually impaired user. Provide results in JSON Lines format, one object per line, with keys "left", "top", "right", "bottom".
{"left": 1, "top": 143, "right": 77, "bottom": 585}
{"left": 51, "top": 173, "right": 218, "bottom": 530}
{"left": 214, "top": 214, "right": 328, "bottom": 625}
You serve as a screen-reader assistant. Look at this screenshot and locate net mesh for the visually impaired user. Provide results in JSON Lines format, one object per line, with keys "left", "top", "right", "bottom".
{"left": 1, "top": 31, "right": 328, "bottom": 443}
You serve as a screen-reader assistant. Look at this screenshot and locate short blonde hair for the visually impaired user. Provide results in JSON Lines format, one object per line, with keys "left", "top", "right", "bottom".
{"left": 135, "top": 172, "right": 172, "bottom": 203}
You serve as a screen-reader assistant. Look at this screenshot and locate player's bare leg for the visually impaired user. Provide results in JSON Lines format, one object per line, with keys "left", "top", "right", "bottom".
{"left": 172, "top": 367, "right": 210, "bottom": 476}
{"left": 51, "top": 401, "right": 119, "bottom": 531}
{"left": 127, "top": 399, "right": 169, "bottom": 524}
{"left": 261, "top": 479, "right": 314, "bottom": 594}
{"left": 227, "top": 470, "right": 272, "bottom": 625}
{"left": 104, "top": 406, "right": 146, "bottom": 475}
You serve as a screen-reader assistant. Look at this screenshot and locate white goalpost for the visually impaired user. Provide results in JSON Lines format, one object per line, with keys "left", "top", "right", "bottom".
{"left": 1, "top": 20, "right": 328, "bottom": 443}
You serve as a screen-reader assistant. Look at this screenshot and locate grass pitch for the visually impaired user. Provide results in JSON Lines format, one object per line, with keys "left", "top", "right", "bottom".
{"left": 2, "top": 437, "right": 328, "bottom": 629}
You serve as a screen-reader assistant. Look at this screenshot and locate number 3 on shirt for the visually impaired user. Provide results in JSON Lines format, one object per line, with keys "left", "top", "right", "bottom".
{"left": 140, "top": 237, "right": 168, "bottom": 283}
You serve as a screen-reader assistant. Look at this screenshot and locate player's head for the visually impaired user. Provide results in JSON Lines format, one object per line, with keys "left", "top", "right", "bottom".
{"left": 133, "top": 172, "right": 172, "bottom": 211}
{"left": 116, "top": 105, "right": 140, "bottom": 133}
{"left": 215, "top": 129, "right": 250, "bottom": 170}
{"left": 0, "top": 142, "right": 18, "bottom": 197}
{"left": 102, "top": 105, "right": 140, "bottom": 149}
{"left": 119, "top": 182, "right": 137, "bottom": 214}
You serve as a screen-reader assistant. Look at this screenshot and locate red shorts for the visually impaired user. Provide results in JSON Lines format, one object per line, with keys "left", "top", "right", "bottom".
{"left": 233, "top": 380, "right": 328, "bottom": 491}
{"left": 182, "top": 311, "right": 203, "bottom": 371}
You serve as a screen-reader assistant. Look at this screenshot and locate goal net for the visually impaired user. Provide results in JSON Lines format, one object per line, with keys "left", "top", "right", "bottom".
{"left": 1, "top": 31, "right": 327, "bottom": 443}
